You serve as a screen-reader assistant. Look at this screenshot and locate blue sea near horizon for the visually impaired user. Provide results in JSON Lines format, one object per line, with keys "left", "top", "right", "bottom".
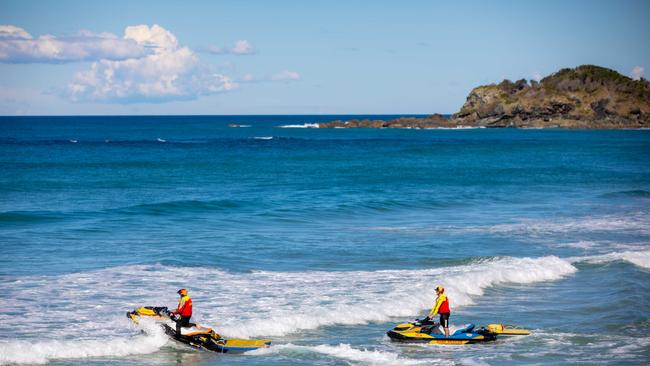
{"left": 0, "top": 115, "right": 649, "bottom": 365}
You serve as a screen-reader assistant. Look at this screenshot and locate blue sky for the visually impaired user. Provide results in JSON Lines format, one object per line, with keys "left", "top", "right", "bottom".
{"left": 1, "top": 0, "right": 648, "bottom": 115}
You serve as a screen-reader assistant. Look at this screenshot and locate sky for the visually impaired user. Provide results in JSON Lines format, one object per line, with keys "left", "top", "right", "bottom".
{"left": 0, "top": 0, "right": 648, "bottom": 115}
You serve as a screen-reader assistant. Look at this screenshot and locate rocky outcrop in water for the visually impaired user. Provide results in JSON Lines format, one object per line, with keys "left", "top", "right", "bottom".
{"left": 318, "top": 114, "right": 453, "bottom": 129}
{"left": 318, "top": 65, "right": 650, "bottom": 129}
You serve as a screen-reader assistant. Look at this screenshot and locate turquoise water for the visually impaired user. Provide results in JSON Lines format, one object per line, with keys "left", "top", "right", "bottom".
{"left": 1, "top": 116, "right": 649, "bottom": 365}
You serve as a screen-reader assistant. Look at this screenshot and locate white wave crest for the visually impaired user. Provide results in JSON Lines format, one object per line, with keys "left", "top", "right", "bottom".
{"left": 253, "top": 136, "right": 273, "bottom": 140}
{"left": 216, "top": 256, "right": 576, "bottom": 338}
{"left": 0, "top": 256, "right": 577, "bottom": 346}
{"left": 278, "top": 123, "right": 320, "bottom": 128}
{"left": 571, "top": 250, "right": 650, "bottom": 270}
{"left": 0, "top": 325, "right": 167, "bottom": 365}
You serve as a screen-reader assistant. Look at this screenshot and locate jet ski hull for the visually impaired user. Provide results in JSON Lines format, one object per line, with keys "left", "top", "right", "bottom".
{"left": 127, "top": 306, "right": 271, "bottom": 353}
{"left": 159, "top": 323, "right": 271, "bottom": 353}
{"left": 387, "top": 321, "right": 497, "bottom": 344}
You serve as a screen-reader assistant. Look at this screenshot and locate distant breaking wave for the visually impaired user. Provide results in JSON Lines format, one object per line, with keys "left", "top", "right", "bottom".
{"left": 570, "top": 250, "right": 650, "bottom": 270}
{"left": 370, "top": 212, "right": 650, "bottom": 236}
{"left": 278, "top": 123, "right": 320, "bottom": 128}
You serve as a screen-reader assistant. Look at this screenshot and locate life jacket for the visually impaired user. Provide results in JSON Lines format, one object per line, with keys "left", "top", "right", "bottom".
{"left": 430, "top": 293, "right": 450, "bottom": 316}
{"left": 177, "top": 295, "right": 193, "bottom": 317}
{"left": 438, "top": 294, "right": 450, "bottom": 314}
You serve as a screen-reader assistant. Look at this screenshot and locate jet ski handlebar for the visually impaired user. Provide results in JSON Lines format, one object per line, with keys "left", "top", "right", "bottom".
{"left": 414, "top": 317, "right": 440, "bottom": 327}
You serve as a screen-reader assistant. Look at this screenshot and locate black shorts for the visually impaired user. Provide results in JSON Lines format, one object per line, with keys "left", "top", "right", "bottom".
{"left": 179, "top": 316, "right": 192, "bottom": 327}
{"left": 176, "top": 315, "right": 192, "bottom": 335}
{"left": 439, "top": 313, "right": 450, "bottom": 328}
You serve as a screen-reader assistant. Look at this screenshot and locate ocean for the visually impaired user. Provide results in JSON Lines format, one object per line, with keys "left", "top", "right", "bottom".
{"left": 0, "top": 115, "right": 649, "bottom": 365}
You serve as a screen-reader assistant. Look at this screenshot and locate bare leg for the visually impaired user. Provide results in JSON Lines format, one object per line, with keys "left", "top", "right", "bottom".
{"left": 444, "top": 327, "right": 450, "bottom": 337}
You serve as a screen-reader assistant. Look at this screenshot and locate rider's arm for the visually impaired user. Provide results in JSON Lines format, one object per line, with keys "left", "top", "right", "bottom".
{"left": 428, "top": 296, "right": 443, "bottom": 317}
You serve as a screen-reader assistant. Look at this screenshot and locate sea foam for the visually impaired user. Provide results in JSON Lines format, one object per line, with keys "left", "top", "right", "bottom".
{"left": 247, "top": 343, "right": 445, "bottom": 365}
{"left": 0, "top": 323, "right": 167, "bottom": 365}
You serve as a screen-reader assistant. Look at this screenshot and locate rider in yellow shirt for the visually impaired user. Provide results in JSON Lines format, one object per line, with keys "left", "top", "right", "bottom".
{"left": 427, "top": 285, "right": 451, "bottom": 337}
{"left": 171, "top": 288, "right": 193, "bottom": 335}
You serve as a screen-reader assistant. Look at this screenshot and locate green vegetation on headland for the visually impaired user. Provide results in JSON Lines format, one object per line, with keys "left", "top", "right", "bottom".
{"left": 318, "top": 65, "right": 650, "bottom": 129}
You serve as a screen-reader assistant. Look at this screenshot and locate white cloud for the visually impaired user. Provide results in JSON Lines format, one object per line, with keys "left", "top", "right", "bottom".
{"left": 2, "top": 24, "right": 292, "bottom": 104}
{"left": 271, "top": 70, "right": 300, "bottom": 81}
{"left": 202, "top": 40, "right": 255, "bottom": 55}
{"left": 230, "top": 40, "right": 253, "bottom": 54}
{"left": 0, "top": 25, "right": 149, "bottom": 63}
{"left": 631, "top": 65, "right": 645, "bottom": 81}
{"left": 67, "top": 24, "right": 238, "bottom": 103}
{"left": 0, "top": 25, "right": 32, "bottom": 39}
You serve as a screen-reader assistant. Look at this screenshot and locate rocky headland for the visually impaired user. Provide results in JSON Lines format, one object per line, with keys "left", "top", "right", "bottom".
{"left": 318, "top": 65, "right": 650, "bottom": 129}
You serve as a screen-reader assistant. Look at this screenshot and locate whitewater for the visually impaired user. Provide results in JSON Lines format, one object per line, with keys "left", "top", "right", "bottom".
{"left": 1, "top": 116, "right": 649, "bottom": 365}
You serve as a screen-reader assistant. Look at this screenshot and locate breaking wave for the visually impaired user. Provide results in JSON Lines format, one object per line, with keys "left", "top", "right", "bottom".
{"left": 0, "top": 256, "right": 577, "bottom": 344}
{"left": 5, "top": 250, "right": 649, "bottom": 364}
{"left": 570, "top": 249, "right": 650, "bottom": 270}
{"left": 0, "top": 323, "right": 167, "bottom": 365}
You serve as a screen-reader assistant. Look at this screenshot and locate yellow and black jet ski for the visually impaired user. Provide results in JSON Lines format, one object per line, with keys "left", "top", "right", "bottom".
{"left": 387, "top": 319, "right": 529, "bottom": 345}
{"left": 127, "top": 306, "right": 271, "bottom": 353}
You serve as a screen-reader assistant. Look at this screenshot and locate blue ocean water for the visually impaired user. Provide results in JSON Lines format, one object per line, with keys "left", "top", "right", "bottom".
{"left": 0, "top": 115, "right": 649, "bottom": 365}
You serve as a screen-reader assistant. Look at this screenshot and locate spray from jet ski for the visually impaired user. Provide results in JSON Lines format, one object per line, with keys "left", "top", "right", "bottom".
{"left": 127, "top": 306, "right": 271, "bottom": 353}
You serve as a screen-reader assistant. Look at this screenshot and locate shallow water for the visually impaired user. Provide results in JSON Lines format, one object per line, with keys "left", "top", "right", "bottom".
{"left": 1, "top": 116, "right": 649, "bottom": 365}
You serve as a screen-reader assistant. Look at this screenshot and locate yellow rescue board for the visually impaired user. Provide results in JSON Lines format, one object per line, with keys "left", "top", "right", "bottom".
{"left": 487, "top": 324, "right": 531, "bottom": 335}
{"left": 222, "top": 339, "right": 273, "bottom": 348}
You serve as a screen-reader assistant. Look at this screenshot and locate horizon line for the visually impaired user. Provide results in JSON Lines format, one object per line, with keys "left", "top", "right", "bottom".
{"left": 0, "top": 113, "right": 449, "bottom": 118}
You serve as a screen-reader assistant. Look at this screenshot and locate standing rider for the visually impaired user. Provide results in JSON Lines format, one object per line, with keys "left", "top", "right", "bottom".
{"left": 427, "top": 285, "right": 451, "bottom": 337}
{"left": 172, "top": 288, "right": 193, "bottom": 336}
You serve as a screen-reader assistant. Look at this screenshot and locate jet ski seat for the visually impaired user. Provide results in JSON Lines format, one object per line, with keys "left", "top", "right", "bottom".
{"left": 421, "top": 325, "right": 442, "bottom": 335}
{"left": 180, "top": 325, "right": 214, "bottom": 336}
{"left": 452, "top": 324, "right": 475, "bottom": 336}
